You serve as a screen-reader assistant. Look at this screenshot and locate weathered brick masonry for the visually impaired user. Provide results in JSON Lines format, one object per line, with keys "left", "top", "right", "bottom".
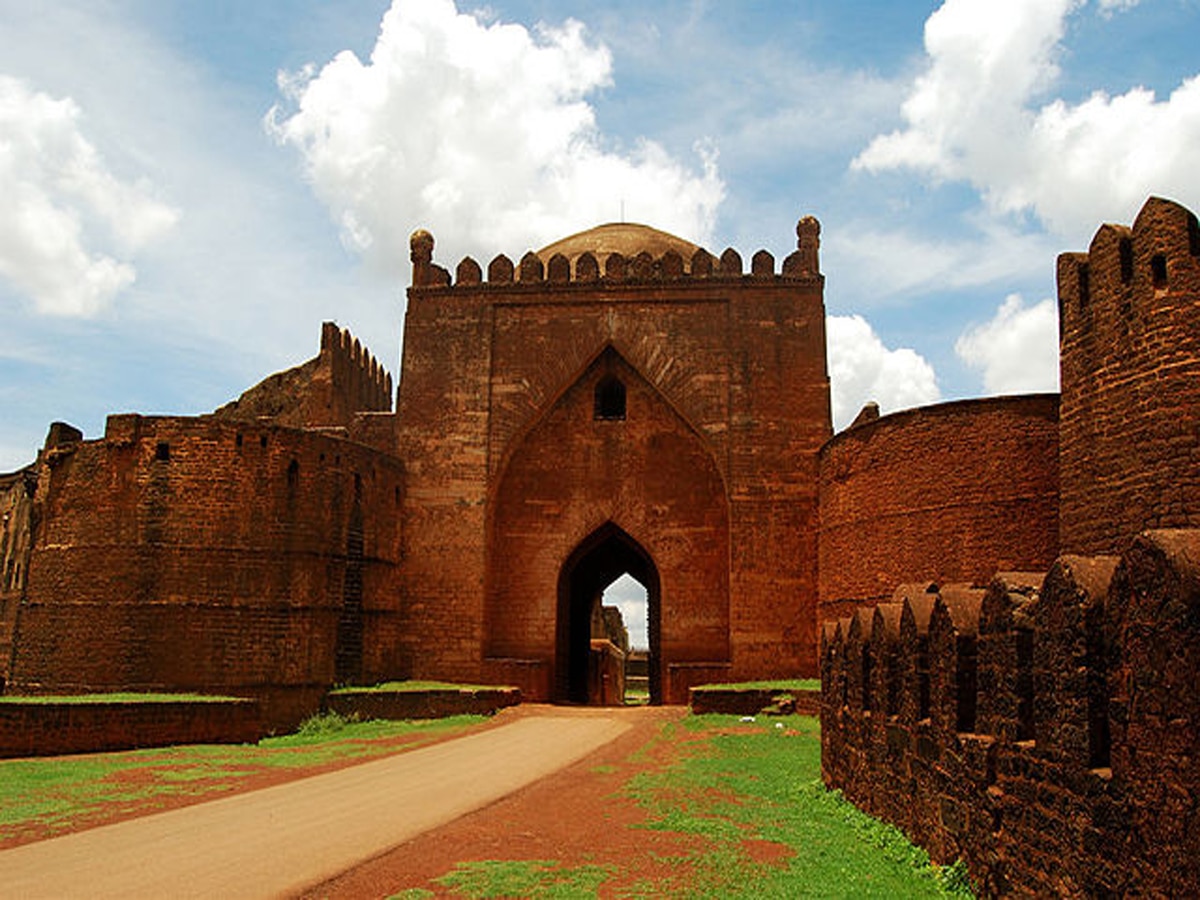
{"left": 0, "top": 697, "right": 262, "bottom": 758}
{"left": 397, "top": 221, "right": 831, "bottom": 702}
{"left": 820, "top": 197, "right": 1200, "bottom": 896}
{"left": 0, "top": 464, "right": 37, "bottom": 691}
{"left": 2, "top": 218, "right": 833, "bottom": 719}
{"left": 818, "top": 395, "right": 1060, "bottom": 621}
{"left": 821, "top": 535, "right": 1200, "bottom": 897}
{"left": 4, "top": 327, "right": 401, "bottom": 729}
{"left": 1058, "top": 197, "right": 1200, "bottom": 554}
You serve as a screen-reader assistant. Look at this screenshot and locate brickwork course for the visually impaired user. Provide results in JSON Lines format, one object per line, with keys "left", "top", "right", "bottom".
{"left": 1, "top": 196, "right": 1199, "bottom": 892}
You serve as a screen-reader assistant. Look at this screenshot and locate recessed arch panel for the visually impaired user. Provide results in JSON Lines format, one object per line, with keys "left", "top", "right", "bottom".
{"left": 485, "top": 347, "right": 730, "bottom": 702}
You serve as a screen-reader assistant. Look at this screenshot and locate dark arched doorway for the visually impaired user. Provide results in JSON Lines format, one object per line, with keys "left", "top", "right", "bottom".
{"left": 556, "top": 523, "right": 661, "bottom": 704}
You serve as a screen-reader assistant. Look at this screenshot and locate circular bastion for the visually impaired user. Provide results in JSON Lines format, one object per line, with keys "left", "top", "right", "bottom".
{"left": 817, "top": 394, "right": 1060, "bottom": 620}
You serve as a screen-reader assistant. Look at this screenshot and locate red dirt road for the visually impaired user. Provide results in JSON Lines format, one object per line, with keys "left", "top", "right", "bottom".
{"left": 0, "top": 707, "right": 634, "bottom": 899}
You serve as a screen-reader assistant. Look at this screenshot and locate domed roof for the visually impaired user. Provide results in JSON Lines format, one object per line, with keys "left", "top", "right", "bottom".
{"left": 537, "top": 223, "right": 701, "bottom": 268}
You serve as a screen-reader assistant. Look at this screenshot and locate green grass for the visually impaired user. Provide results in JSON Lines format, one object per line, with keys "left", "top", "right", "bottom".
{"left": 626, "top": 714, "right": 971, "bottom": 898}
{"left": 0, "top": 713, "right": 485, "bottom": 841}
{"left": 407, "top": 714, "right": 968, "bottom": 898}
{"left": 0, "top": 692, "right": 244, "bottom": 704}
{"left": 328, "top": 680, "right": 513, "bottom": 694}
{"left": 691, "top": 679, "right": 820, "bottom": 692}
{"left": 435, "top": 860, "right": 612, "bottom": 898}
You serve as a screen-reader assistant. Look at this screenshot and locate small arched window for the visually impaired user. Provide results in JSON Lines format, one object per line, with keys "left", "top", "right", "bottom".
{"left": 594, "top": 375, "right": 626, "bottom": 420}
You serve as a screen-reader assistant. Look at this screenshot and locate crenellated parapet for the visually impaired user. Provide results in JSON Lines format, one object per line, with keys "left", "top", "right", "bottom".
{"left": 1057, "top": 197, "right": 1200, "bottom": 554}
{"left": 319, "top": 321, "right": 394, "bottom": 415}
{"left": 407, "top": 217, "right": 823, "bottom": 294}
{"left": 821, "top": 529, "right": 1200, "bottom": 897}
{"left": 215, "top": 323, "right": 393, "bottom": 432}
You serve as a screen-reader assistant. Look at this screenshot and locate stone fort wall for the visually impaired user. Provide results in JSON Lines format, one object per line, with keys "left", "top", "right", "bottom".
{"left": 819, "top": 197, "right": 1200, "bottom": 896}
{"left": 817, "top": 395, "right": 1060, "bottom": 621}
{"left": 214, "top": 322, "right": 393, "bottom": 433}
{"left": 1058, "top": 197, "right": 1200, "bottom": 554}
{"left": 0, "top": 465, "right": 37, "bottom": 691}
{"left": 7, "top": 412, "right": 403, "bottom": 730}
{"left": 821, "top": 532, "right": 1200, "bottom": 896}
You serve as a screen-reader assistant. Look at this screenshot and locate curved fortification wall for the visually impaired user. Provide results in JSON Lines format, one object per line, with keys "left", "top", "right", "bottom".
{"left": 8, "top": 415, "right": 403, "bottom": 728}
{"left": 1057, "top": 197, "right": 1200, "bottom": 554}
{"left": 818, "top": 395, "right": 1060, "bottom": 620}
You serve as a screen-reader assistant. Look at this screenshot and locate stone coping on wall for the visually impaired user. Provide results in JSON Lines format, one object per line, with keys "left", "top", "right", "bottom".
{"left": 689, "top": 683, "right": 821, "bottom": 716}
{"left": 826, "top": 392, "right": 1060, "bottom": 446}
{"left": 325, "top": 685, "right": 521, "bottom": 721}
{"left": 0, "top": 695, "right": 262, "bottom": 758}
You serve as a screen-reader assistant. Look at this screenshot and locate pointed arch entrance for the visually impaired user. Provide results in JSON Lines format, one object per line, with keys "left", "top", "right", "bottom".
{"left": 483, "top": 344, "right": 731, "bottom": 704}
{"left": 557, "top": 523, "right": 661, "bottom": 704}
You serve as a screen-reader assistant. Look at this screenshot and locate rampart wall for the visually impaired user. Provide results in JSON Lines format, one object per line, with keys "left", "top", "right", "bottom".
{"left": 1058, "top": 197, "right": 1200, "bottom": 554}
{"left": 7, "top": 415, "right": 404, "bottom": 729}
{"left": 817, "top": 396, "right": 1060, "bottom": 620}
{"left": 820, "top": 530, "right": 1200, "bottom": 897}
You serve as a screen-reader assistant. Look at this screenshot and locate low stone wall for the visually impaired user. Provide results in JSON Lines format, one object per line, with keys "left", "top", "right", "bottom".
{"left": 0, "top": 697, "right": 262, "bottom": 758}
{"left": 821, "top": 530, "right": 1200, "bottom": 897}
{"left": 690, "top": 686, "right": 820, "bottom": 716}
{"left": 325, "top": 687, "right": 520, "bottom": 720}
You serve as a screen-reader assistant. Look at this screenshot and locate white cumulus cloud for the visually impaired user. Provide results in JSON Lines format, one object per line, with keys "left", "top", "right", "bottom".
{"left": 0, "top": 75, "right": 178, "bottom": 316}
{"left": 826, "top": 314, "right": 941, "bottom": 430}
{"left": 854, "top": 0, "right": 1200, "bottom": 237}
{"left": 955, "top": 294, "right": 1059, "bottom": 395}
{"left": 267, "top": 0, "right": 724, "bottom": 272}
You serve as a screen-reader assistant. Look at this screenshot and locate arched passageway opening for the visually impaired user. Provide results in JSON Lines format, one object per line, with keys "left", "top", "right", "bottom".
{"left": 557, "top": 523, "right": 661, "bottom": 705}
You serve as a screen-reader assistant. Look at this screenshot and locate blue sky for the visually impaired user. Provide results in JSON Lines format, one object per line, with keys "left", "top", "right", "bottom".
{"left": 3, "top": 0, "right": 1200, "bottom": 482}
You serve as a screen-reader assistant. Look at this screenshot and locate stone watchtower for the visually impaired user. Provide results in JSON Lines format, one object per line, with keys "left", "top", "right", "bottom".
{"left": 395, "top": 218, "right": 831, "bottom": 703}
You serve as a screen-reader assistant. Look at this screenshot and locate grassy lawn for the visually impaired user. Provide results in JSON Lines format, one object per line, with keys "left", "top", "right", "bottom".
{"left": 625, "top": 714, "right": 970, "bottom": 897}
{"left": 0, "top": 713, "right": 485, "bottom": 844}
{"left": 424, "top": 714, "right": 970, "bottom": 899}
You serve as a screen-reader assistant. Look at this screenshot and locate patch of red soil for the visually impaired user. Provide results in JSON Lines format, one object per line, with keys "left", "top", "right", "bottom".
{"left": 741, "top": 837, "right": 793, "bottom": 866}
{"left": 300, "top": 708, "right": 792, "bottom": 899}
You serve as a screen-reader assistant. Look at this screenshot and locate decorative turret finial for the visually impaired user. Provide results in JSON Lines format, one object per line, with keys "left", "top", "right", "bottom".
{"left": 782, "top": 215, "right": 822, "bottom": 279}
{"left": 410, "top": 229, "right": 434, "bottom": 287}
{"left": 409, "top": 229, "right": 451, "bottom": 288}
{"left": 797, "top": 216, "right": 820, "bottom": 276}
{"left": 410, "top": 229, "right": 434, "bottom": 262}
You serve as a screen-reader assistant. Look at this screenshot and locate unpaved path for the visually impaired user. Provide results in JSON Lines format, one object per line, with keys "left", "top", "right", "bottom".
{"left": 306, "top": 704, "right": 701, "bottom": 899}
{"left": 0, "top": 707, "right": 633, "bottom": 899}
